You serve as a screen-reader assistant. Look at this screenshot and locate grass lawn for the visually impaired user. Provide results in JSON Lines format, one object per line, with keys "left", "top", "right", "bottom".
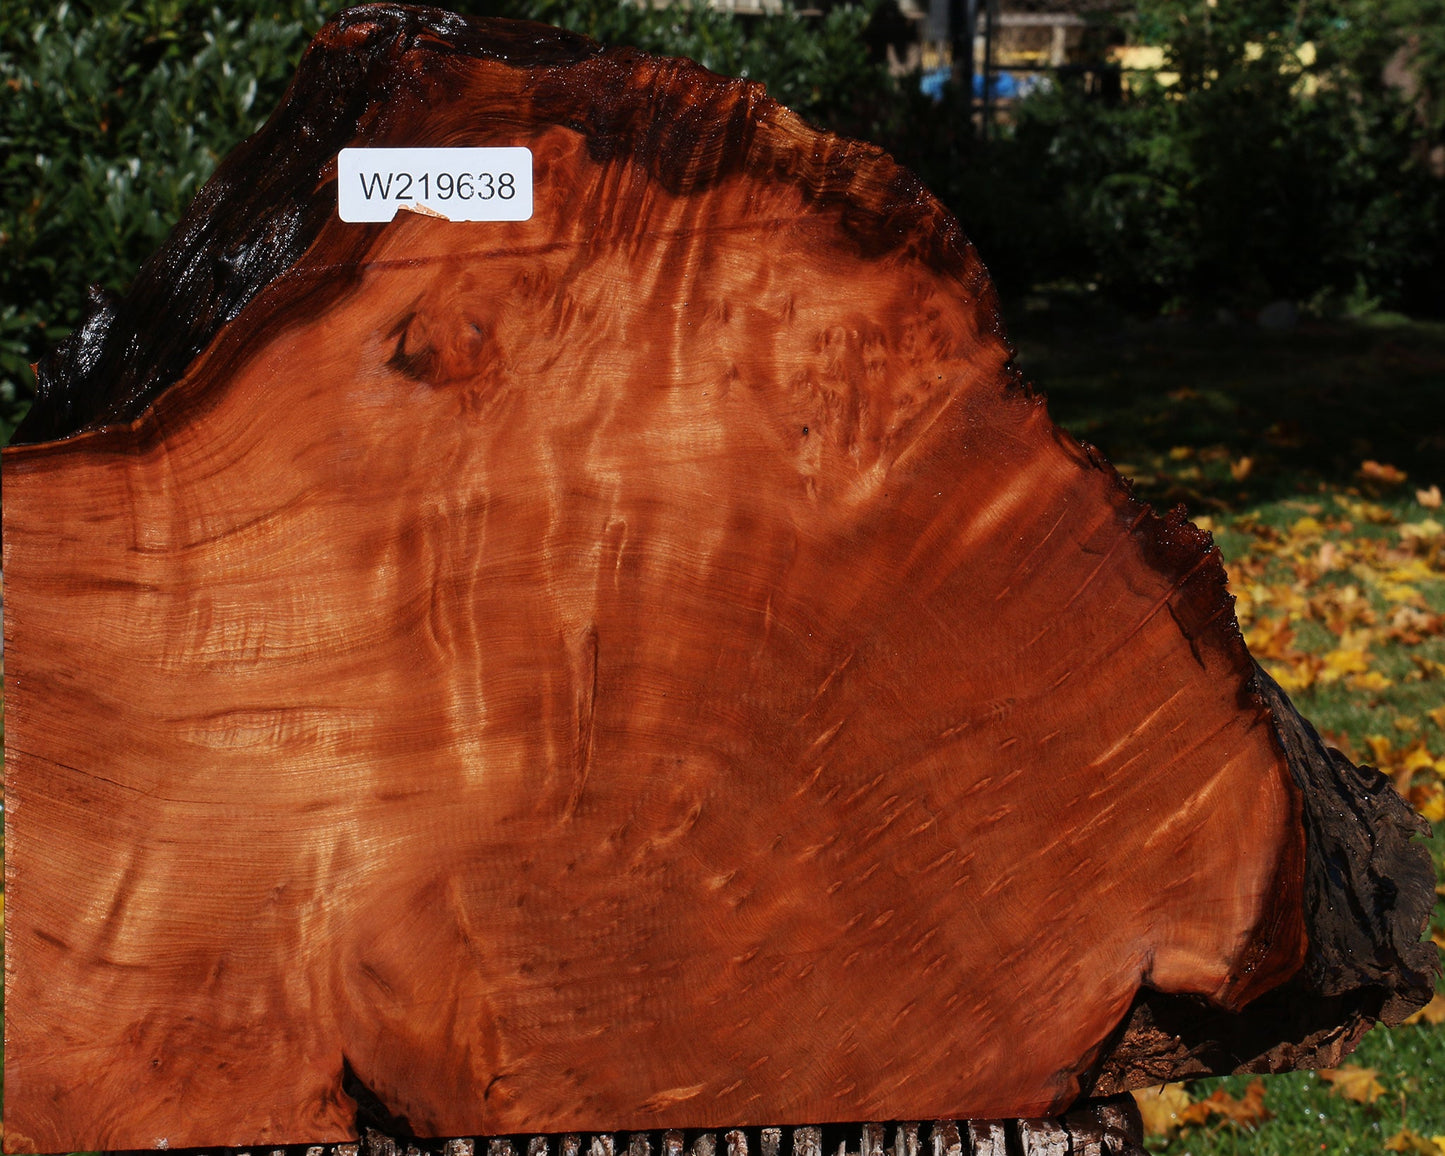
{"left": 0, "top": 308, "right": 1441, "bottom": 1152}
{"left": 1011, "top": 304, "right": 1445, "bottom": 1154}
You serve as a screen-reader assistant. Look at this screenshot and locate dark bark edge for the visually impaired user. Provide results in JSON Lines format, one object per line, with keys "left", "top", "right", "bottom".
{"left": 14, "top": 4, "right": 985, "bottom": 446}
{"left": 1086, "top": 660, "right": 1439, "bottom": 1094}
{"left": 16, "top": 5, "right": 602, "bottom": 446}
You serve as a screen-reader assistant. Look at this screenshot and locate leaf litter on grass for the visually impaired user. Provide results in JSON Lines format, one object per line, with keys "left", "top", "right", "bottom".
{"left": 1133, "top": 1080, "right": 1271, "bottom": 1139}
{"left": 1129, "top": 459, "right": 1445, "bottom": 1156}
{"left": 1017, "top": 319, "right": 1445, "bottom": 1154}
{"left": 1208, "top": 473, "right": 1445, "bottom": 802}
{"left": 1384, "top": 1130, "right": 1445, "bottom": 1155}
{"left": 1319, "top": 1065, "right": 1388, "bottom": 1105}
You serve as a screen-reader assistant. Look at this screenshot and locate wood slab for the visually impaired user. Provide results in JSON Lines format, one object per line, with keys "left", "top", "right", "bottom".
{"left": 2, "top": 4, "right": 1436, "bottom": 1151}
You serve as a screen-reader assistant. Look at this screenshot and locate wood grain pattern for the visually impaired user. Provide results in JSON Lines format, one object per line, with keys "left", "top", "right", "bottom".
{"left": 1, "top": 5, "right": 1435, "bottom": 1152}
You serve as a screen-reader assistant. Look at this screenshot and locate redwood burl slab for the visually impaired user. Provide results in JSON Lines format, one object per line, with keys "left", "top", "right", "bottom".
{"left": 1, "top": 5, "right": 1436, "bottom": 1152}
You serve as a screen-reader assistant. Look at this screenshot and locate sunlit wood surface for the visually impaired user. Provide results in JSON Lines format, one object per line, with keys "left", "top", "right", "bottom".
{"left": 2, "top": 6, "right": 1431, "bottom": 1154}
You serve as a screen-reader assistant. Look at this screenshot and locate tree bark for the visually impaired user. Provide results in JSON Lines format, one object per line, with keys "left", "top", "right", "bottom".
{"left": 2, "top": 4, "right": 1436, "bottom": 1152}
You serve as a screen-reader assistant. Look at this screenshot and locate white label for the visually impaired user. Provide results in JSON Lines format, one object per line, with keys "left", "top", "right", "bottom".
{"left": 337, "top": 147, "right": 533, "bottom": 223}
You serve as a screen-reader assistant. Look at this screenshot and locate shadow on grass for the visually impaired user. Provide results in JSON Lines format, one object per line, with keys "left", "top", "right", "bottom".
{"left": 1006, "top": 302, "right": 1445, "bottom": 514}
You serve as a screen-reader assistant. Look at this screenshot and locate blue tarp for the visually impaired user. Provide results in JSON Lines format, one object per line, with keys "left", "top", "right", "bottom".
{"left": 920, "top": 69, "right": 1037, "bottom": 103}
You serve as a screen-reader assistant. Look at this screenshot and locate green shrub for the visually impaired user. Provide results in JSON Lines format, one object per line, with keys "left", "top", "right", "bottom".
{"left": 522, "top": 0, "right": 892, "bottom": 137}
{"left": 892, "top": 0, "right": 1444, "bottom": 317}
{"left": 0, "top": 0, "right": 348, "bottom": 439}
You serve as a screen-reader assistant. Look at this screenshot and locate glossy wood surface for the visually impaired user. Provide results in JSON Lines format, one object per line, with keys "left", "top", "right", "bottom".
{"left": 2, "top": 6, "right": 1433, "bottom": 1152}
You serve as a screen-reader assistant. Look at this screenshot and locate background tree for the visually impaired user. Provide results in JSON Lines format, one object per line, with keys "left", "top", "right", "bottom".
{"left": 892, "top": 0, "right": 1444, "bottom": 315}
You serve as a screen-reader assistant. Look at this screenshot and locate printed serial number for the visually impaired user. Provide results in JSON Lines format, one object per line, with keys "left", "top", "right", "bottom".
{"left": 337, "top": 147, "right": 533, "bottom": 223}
{"left": 358, "top": 170, "right": 517, "bottom": 201}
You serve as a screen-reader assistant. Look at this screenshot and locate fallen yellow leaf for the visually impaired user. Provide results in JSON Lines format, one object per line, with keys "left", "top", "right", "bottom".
{"left": 1319, "top": 647, "right": 1372, "bottom": 683}
{"left": 1384, "top": 1129, "right": 1445, "bottom": 1155}
{"left": 1389, "top": 606, "right": 1445, "bottom": 643}
{"left": 1318, "top": 1064, "right": 1386, "bottom": 1104}
{"left": 1403, "top": 746, "right": 1440, "bottom": 775}
{"left": 1177, "top": 1078, "right": 1270, "bottom": 1127}
{"left": 1403, "top": 991, "right": 1445, "bottom": 1025}
{"left": 1389, "top": 560, "right": 1437, "bottom": 584}
{"left": 1349, "top": 670, "right": 1395, "bottom": 692}
{"left": 1309, "top": 583, "right": 1375, "bottom": 633}
{"left": 1246, "top": 618, "right": 1296, "bottom": 660}
{"left": 1419, "top": 787, "right": 1445, "bottom": 823}
{"left": 1132, "top": 1083, "right": 1193, "bottom": 1137}
{"left": 1277, "top": 584, "right": 1313, "bottom": 619}
{"left": 1430, "top": 704, "right": 1445, "bottom": 730}
{"left": 1400, "top": 518, "right": 1444, "bottom": 543}
{"left": 1264, "top": 657, "right": 1317, "bottom": 693}
{"left": 1360, "top": 459, "right": 1408, "bottom": 485}
{"left": 1336, "top": 496, "right": 1398, "bottom": 524}
{"left": 1418, "top": 485, "right": 1443, "bottom": 509}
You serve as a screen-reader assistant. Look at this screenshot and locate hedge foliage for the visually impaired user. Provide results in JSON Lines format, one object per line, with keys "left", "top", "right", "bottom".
{"left": 1, "top": 1, "right": 342, "bottom": 438}
{"left": 1, "top": 0, "right": 1440, "bottom": 437}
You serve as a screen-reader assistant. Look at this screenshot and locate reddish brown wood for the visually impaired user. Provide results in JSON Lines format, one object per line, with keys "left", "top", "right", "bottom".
{"left": 1, "top": 5, "right": 1435, "bottom": 1153}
